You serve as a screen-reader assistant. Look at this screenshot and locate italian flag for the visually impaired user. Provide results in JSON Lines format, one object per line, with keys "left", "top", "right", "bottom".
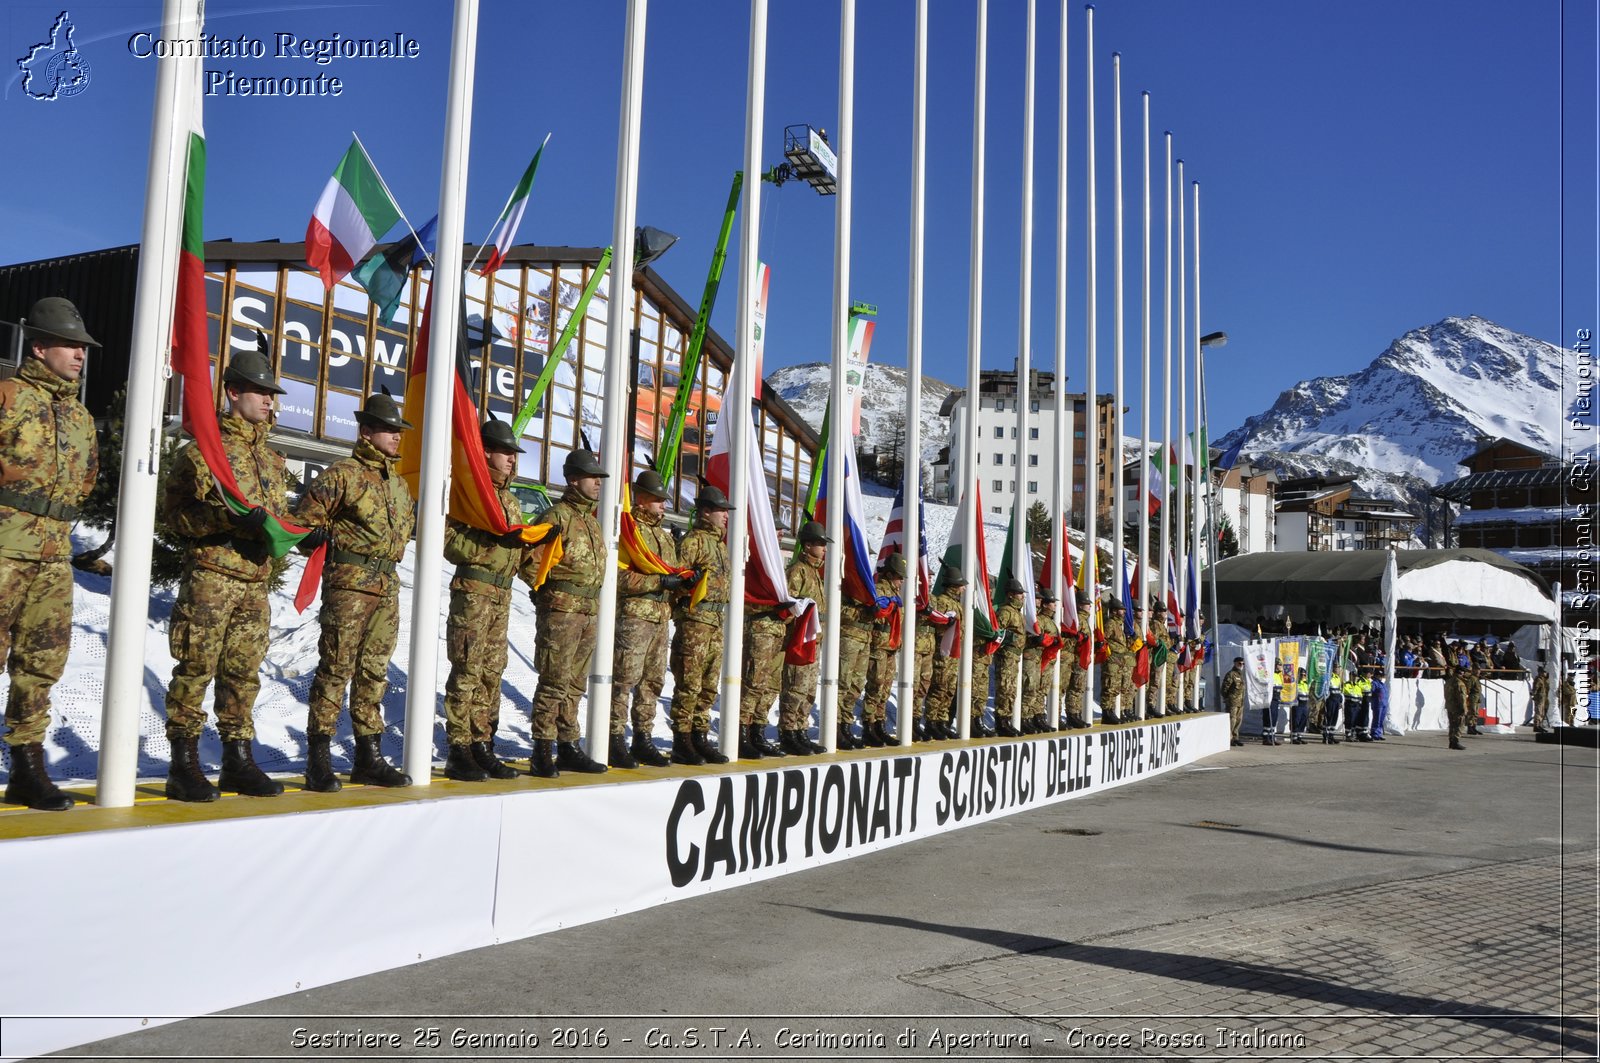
{"left": 168, "top": 66, "right": 316, "bottom": 602}
{"left": 305, "top": 138, "right": 402, "bottom": 291}
{"left": 936, "top": 481, "right": 1001, "bottom": 657}
{"left": 477, "top": 134, "right": 550, "bottom": 277}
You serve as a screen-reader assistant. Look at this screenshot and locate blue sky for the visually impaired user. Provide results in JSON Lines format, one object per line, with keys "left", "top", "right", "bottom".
{"left": 3, "top": 0, "right": 1595, "bottom": 439}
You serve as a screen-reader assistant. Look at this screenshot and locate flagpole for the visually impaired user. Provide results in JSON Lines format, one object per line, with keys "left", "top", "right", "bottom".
{"left": 402, "top": 0, "right": 479, "bottom": 786}
{"left": 722, "top": 0, "right": 768, "bottom": 760}
{"left": 896, "top": 0, "right": 928, "bottom": 750}
{"left": 1196, "top": 179, "right": 1221, "bottom": 709}
{"left": 1174, "top": 156, "right": 1188, "bottom": 709}
{"left": 1111, "top": 52, "right": 1128, "bottom": 719}
{"left": 1049, "top": 0, "right": 1069, "bottom": 730}
{"left": 958, "top": 0, "right": 989, "bottom": 742}
{"left": 98, "top": 0, "right": 201, "bottom": 807}
{"left": 1137, "top": 89, "right": 1152, "bottom": 719}
{"left": 1082, "top": 3, "right": 1099, "bottom": 726}
{"left": 352, "top": 131, "right": 437, "bottom": 270}
{"left": 1159, "top": 129, "right": 1173, "bottom": 716}
{"left": 1009, "top": 0, "right": 1037, "bottom": 736}
{"left": 588, "top": 0, "right": 651, "bottom": 762}
{"left": 819, "top": 0, "right": 856, "bottom": 751}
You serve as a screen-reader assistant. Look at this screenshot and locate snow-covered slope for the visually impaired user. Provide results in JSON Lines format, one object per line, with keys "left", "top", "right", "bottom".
{"left": 767, "top": 362, "right": 955, "bottom": 473}
{"left": 1216, "top": 316, "right": 1567, "bottom": 484}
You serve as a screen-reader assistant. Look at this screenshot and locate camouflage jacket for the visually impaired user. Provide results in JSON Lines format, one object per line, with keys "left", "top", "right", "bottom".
{"left": 1531, "top": 673, "right": 1549, "bottom": 705}
{"left": 674, "top": 520, "right": 728, "bottom": 629}
{"left": 1220, "top": 667, "right": 1245, "bottom": 708}
{"left": 868, "top": 578, "right": 904, "bottom": 655}
{"left": 617, "top": 508, "right": 679, "bottom": 623}
{"left": 533, "top": 485, "right": 606, "bottom": 615}
{"left": 928, "top": 588, "right": 964, "bottom": 658}
{"left": 1024, "top": 613, "right": 1059, "bottom": 672}
{"left": 0, "top": 357, "right": 97, "bottom": 563}
{"left": 785, "top": 555, "right": 826, "bottom": 625}
{"left": 444, "top": 479, "right": 542, "bottom": 603}
{"left": 840, "top": 592, "right": 878, "bottom": 641}
{"left": 293, "top": 437, "right": 415, "bottom": 596}
{"left": 995, "top": 602, "right": 1025, "bottom": 661}
{"left": 166, "top": 412, "right": 289, "bottom": 583}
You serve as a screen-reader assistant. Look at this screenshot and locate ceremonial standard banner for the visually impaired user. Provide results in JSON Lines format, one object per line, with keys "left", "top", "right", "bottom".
{"left": 1244, "top": 638, "right": 1277, "bottom": 709}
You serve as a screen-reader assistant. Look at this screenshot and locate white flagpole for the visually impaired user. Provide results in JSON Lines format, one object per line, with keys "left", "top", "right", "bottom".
{"left": 1049, "top": 0, "right": 1070, "bottom": 730}
{"left": 1137, "top": 90, "right": 1152, "bottom": 719}
{"left": 404, "top": 0, "right": 480, "bottom": 786}
{"left": 897, "top": 0, "right": 928, "bottom": 750}
{"left": 98, "top": 0, "right": 202, "bottom": 807}
{"left": 1196, "top": 179, "right": 1219, "bottom": 708}
{"left": 1010, "top": 0, "right": 1037, "bottom": 735}
{"left": 1111, "top": 52, "right": 1126, "bottom": 719}
{"left": 1082, "top": 4, "right": 1099, "bottom": 725}
{"left": 1174, "top": 156, "right": 1188, "bottom": 709}
{"left": 722, "top": 0, "right": 768, "bottom": 760}
{"left": 1159, "top": 129, "right": 1173, "bottom": 716}
{"left": 820, "top": 0, "right": 856, "bottom": 751}
{"left": 587, "top": 0, "right": 651, "bottom": 762}
{"left": 957, "top": 0, "right": 988, "bottom": 742}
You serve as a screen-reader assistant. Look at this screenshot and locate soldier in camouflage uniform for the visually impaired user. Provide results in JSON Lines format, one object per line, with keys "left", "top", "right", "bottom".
{"left": 613, "top": 469, "right": 690, "bottom": 768}
{"left": 1221, "top": 656, "right": 1246, "bottom": 746}
{"left": 969, "top": 584, "right": 998, "bottom": 738}
{"left": 778, "top": 521, "right": 830, "bottom": 756}
{"left": 860, "top": 553, "right": 907, "bottom": 747}
{"left": 669, "top": 485, "right": 736, "bottom": 765}
{"left": 992, "top": 578, "right": 1027, "bottom": 737}
{"left": 161, "top": 348, "right": 290, "bottom": 802}
{"left": 921, "top": 568, "right": 965, "bottom": 740}
{"left": 1101, "top": 598, "right": 1133, "bottom": 724}
{"left": 1559, "top": 671, "right": 1579, "bottom": 727}
{"left": 293, "top": 393, "right": 416, "bottom": 792}
{"left": 1146, "top": 601, "right": 1170, "bottom": 719}
{"left": 1529, "top": 666, "right": 1550, "bottom": 732}
{"left": 1061, "top": 593, "right": 1093, "bottom": 729}
{"left": 1443, "top": 659, "right": 1467, "bottom": 750}
{"left": 738, "top": 589, "right": 790, "bottom": 762}
{"left": 1021, "top": 587, "right": 1059, "bottom": 733}
{"left": 833, "top": 561, "right": 878, "bottom": 752}
{"left": 525, "top": 449, "right": 611, "bottom": 778}
{"left": 0, "top": 299, "right": 98, "bottom": 811}
{"left": 907, "top": 575, "right": 940, "bottom": 741}
{"left": 440, "top": 419, "right": 545, "bottom": 783}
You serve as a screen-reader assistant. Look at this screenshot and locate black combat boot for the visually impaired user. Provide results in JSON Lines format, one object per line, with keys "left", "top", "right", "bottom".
{"left": 913, "top": 719, "right": 929, "bottom": 742}
{"left": 694, "top": 730, "right": 730, "bottom": 765}
{"left": 836, "top": 720, "right": 859, "bottom": 750}
{"left": 444, "top": 743, "right": 489, "bottom": 782}
{"left": 165, "top": 736, "right": 220, "bottom": 803}
{"left": 608, "top": 732, "right": 637, "bottom": 769}
{"left": 671, "top": 731, "right": 704, "bottom": 766}
{"left": 780, "top": 729, "right": 814, "bottom": 756}
{"left": 350, "top": 733, "right": 411, "bottom": 787}
{"left": 874, "top": 719, "right": 899, "bottom": 745}
{"left": 861, "top": 720, "right": 887, "bottom": 747}
{"left": 219, "top": 739, "right": 284, "bottom": 797}
{"left": 470, "top": 740, "right": 519, "bottom": 779}
{"left": 528, "top": 739, "right": 560, "bottom": 778}
{"left": 752, "top": 723, "right": 785, "bottom": 757}
{"left": 304, "top": 735, "right": 342, "bottom": 792}
{"left": 632, "top": 731, "right": 671, "bottom": 767}
{"left": 738, "top": 724, "right": 766, "bottom": 760}
{"left": 1449, "top": 738, "right": 1466, "bottom": 750}
{"left": 995, "top": 717, "right": 1021, "bottom": 738}
{"left": 803, "top": 728, "right": 828, "bottom": 754}
{"left": 971, "top": 715, "right": 995, "bottom": 738}
{"left": 556, "top": 740, "right": 608, "bottom": 774}
{"left": 3, "top": 743, "right": 73, "bottom": 811}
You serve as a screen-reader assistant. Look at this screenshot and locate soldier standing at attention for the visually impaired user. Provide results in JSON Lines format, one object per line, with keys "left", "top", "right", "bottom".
{"left": 524, "top": 449, "right": 610, "bottom": 778}
{"left": 834, "top": 557, "right": 881, "bottom": 751}
{"left": 920, "top": 568, "right": 965, "bottom": 740}
{"left": 992, "top": 578, "right": 1027, "bottom": 737}
{"left": 1529, "top": 665, "right": 1550, "bottom": 733}
{"left": 440, "top": 419, "right": 544, "bottom": 783}
{"left": 1219, "top": 656, "right": 1246, "bottom": 746}
{"left": 777, "top": 521, "right": 831, "bottom": 755}
{"left": 968, "top": 581, "right": 999, "bottom": 738}
{"left": 161, "top": 347, "right": 290, "bottom": 802}
{"left": 1021, "top": 587, "right": 1059, "bottom": 734}
{"left": 1148, "top": 602, "right": 1171, "bottom": 719}
{"left": 0, "top": 299, "right": 98, "bottom": 811}
{"left": 860, "top": 553, "right": 907, "bottom": 747}
{"left": 294, "top": 392, "right": 416, "bottom": 791}
{"left": 1061, "top": 593, "right": 1092, "bottom": 730}
{"left": 1559, "top": 670, "right": 1579, "bottom": 727}
{"left": 669, "top": 485, "right": 735, "bottom": 766}
{"left": 1444, "top": 659, "right": 1467, "bottom": 750}
{"left": 1101, "top": 598, "right": 1133, "bottom": 725}
{"left": 613, "top": 469, "right": 689, "bottom": 768}
{"left": 737, "top": 584, "right": 789, "bottom": 761}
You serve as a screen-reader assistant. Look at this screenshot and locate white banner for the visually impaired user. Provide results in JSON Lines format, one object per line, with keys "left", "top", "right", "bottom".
{"left": 1244, "top": 638, "right": 1277, "bottom": 709}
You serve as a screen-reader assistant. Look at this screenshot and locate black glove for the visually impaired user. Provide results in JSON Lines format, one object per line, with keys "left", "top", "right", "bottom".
{"left": 680, "top": 568, "right": 702, "bottom": 586}
{"left": 1026, "top": 633, "right": 1045, "bottom": 647}
{"left": 659, "top": 573, "right": 689, "bottom": 592}
{"left": 230, "top": 505, "right": 269, "bottom": 532}
{"left": 298, "top": 527, "right": 329, "bottom": 554}
{"left": 498, "top": 529, "right": 528, "bottom": 548}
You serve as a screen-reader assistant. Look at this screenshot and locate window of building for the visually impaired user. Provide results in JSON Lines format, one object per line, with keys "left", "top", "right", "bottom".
{"left": 994, "top": 426, "right": 1004, "bottom": 439}
{"left": 1030, "top": 427, "right": 1039, "bottom": 439}
{"left": 1010, "top": 454, "right": 1016, "bottom": 465}
{"left": 1074, "top": 483, "right": 1084, "bottom": 492}
{"left": 1028, "top": 480, "right": 1038, "bottom": 493}
{"left": 1010, "top": 481, "right": 1016, "bottom": 492}
{"left": 996, "top": 399, "right": 1007, "bottom": 413}
{"left": 1074, "top": 400, "right": 1086, "bottom": 412}
{"left": 1031, "top": 401, "right": 1040, "bottom": 413}
{"left": 991, "top": 505, "right": 1002, "bottom": 514}
{"left": 1010, "top": 427, "right": 1018, "bottom": 439}
{"left": 993, "top": 479, "right": 1003, "bottom": 491}
{"left": 1074, "top": 430, "right": 1085, "bottom": 439}
{"left": 1028, "top": 455, "right": 1039, "bottom": 466}
{"left": 994, "top": 454, "right": 1003, "bottom": 466}
{"left": 1336, "top": 520, "right": 1346, "bottom": 530}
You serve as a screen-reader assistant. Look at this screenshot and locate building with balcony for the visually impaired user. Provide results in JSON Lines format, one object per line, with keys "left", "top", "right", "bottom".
{"left": 1274, "top": 475, "right": 1418, "bottom": 552}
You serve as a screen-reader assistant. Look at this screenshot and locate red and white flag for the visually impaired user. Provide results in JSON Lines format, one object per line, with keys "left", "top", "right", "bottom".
{"left": 305, "top": 138, "right": 402, "bottom": 291}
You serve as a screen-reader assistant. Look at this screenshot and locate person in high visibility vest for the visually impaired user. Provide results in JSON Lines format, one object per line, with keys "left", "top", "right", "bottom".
{"left": 1322, "top": 675, "right": 1344, "bottom": 745}
{"left": 1342, "top": 673, "right": 1368, "bottom": 742}
{"left": 1290, "top": 667, "right": 1310, "bottom": 745}
{"left": 1265, "top": 661, "right": 1292, "bottom": 746}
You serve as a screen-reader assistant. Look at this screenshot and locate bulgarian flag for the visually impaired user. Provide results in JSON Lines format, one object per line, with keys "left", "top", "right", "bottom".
{"left": 167, "top": 56, "right": 316, "bottom": 603}
{"left": 306, "top": 138, "right": 402, "bottom": 291}
{"left": 476, "top": 134, "right": 550, "bottom": 278}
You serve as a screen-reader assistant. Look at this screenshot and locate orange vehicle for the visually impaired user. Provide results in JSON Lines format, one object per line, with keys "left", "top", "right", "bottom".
{"left": 634, "top": 362, "right": 720, "bottom": 449}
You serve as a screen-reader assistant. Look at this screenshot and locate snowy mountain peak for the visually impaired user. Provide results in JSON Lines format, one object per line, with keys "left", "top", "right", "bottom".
{"left": 767, "top": 361, "right": 956, "bottom": 471}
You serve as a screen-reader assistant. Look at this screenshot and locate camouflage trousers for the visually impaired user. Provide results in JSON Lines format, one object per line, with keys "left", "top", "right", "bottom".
{"left": 613, "top": 614, "right": 670, "bottom": 737}
{"left": 0, "top": 556, "right": 71, "bottom": 746}
{"left": 1062, "top": 660, "right": 1088, "bottom": 724}
{"left": 1021, "top": 655, "right": 1048, "bottom": 718}
{"left": 444, "top": 585, "right": 511, "bottom": 746}
{"left": 308, "top": 586, "right": 399, "bottom": 738}
{"left": 531, "top": 605, "right": 596, "bottom": 742}
{"left": 837, "top": 629, "right": 872, "bottom": 725}
{"left": 970, "top": 653, "right": 995, "bottom": 720}
{"left": 1163, "top": 661, "right": 1180, "bottom": 712}
{"left": 165, "top": 567, "right": 271, "bottom": 741}
{"left": 862, "top": 646, "right": 897, "bottom": 724}
{"left": 1103, "top": 656, "right": 1134, "bottom": 717}
{"left": 669, "top": 617, "right": 722, "bottom": 733}
{"left": 779, "top": 660, "right": 819, "bottom": 731}
{"left": 1226, "top": 700, "right": 1245, "bottom": 739}
{"left": 741, "top": 621, "right": 786, "bottom": 727}
{"left": 926, "top": 653, "right": 959, "bottom": 724}
{"left": 995, "top": 652, "right": 1024, "bottom": 727}
{"left": 913, "top": 639, "right": 935, "bottom": 719}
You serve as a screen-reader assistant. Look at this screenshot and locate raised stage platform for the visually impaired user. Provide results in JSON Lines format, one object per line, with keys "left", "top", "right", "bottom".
{"left": 0, "top": 713, "right": 1228, "bottom": 1061}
